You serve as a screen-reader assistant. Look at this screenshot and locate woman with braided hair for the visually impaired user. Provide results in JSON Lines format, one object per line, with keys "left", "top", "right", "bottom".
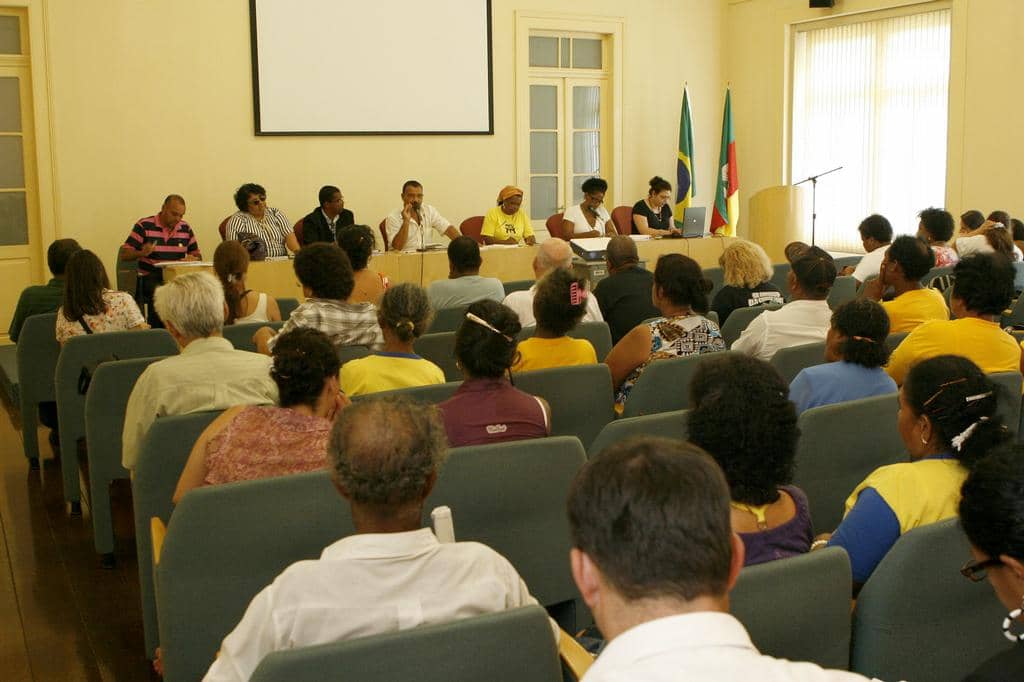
{"left": 814, "top": 355, "right": 1010, "bottom": 590}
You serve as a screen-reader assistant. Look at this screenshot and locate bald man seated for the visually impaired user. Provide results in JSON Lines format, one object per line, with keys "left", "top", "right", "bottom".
{"left": 593, "top": 236, "right": 660, "bottom": 345}
{"left": 502, "top": 238, "right": 603, "bottom": 327}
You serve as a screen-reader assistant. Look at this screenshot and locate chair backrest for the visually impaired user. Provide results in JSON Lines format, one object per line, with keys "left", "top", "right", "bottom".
{"left": 133, "top": 411, "right": 223, "bottom": 657}
{"left": 989, "top": 370, "right": 1022, "bottom": 430}
{"left": 721, "top": 303, "right": 781, "bottom": 348}
{"left": 921, "top": 265, "right": 954, "bottom": 289}
{"left": 514, "top": 364, "right": 615, "bottom": 450}
{"left": 17, "top": 312, "right": 60, "bottom": 461}
{"left": 503, "top": 279, "right": 534, "bottom": 296}
{"left": 55, "top": 329, "right": 179, "bottom": 503}
{"left": 158, "top": 471, "right": 352, "bottom": 682}
{"left": 732, "top": 548, "right": 852, "bottom": 670}
{"left": 1003, "top": 288, "right": 1024, "bottom": 328}
{"left": 769, "top": 262, "right": 791, "bottom": 298}
{"left": 429, "top": 305, "right": 470, "bottom": 333}
{"left": 414, "top": 331, "right": 459, "bottom": 382}
{"left": 378, "top": 219, "right": 388, "bottom": 251}
{"left": 292, "top": 218, "right": 304, "bottom": 245}
{"left": 588, "top": 410, "right": 689, "bottom": 459}
{"left": 250, "top": 606, "right": 561, "bottom": 682}
{"left": 355, "top": 381, "right": 460, "bottom": 406}
{"left": 218, "top": 217, "right": 228, "bottom": 240}
{"left": 793, "top": 392, "right": 902, "bottom": 533}
{"left": 546, "top": 212, "right": 565, "bottom": 240}
{"left": 827, "top": 275, "right": 857, "bottom": 310}
{"left": 703, "top": 266, "right": 724, "bottom": 302}
{"left": 337, "top": 344, "right": 370, "bottom": 366}
{"left": 621, "top": 351, "right": 738, "bottom": 419}
{"left": 852, "top": 519, "right": 1010, "bottom": 682}
{"left": 115, "top": 248, "right": 137, "bottom": 294}
{"left": 459, "top": 215, "right": 485, "bottom": 244}
{"left": 276, "top": 298, "right": 299, "bottom": 320}
{"left": 518, "top": 321, "right": 613, "bottom": 362}
{"left": 884, "top": 331, "right": 908, "bottom": 351}
{"left": 769, "top": 340, "right": 827, "bottom": 384}
{"left": 222, "top": 320, "right": 285, "bottom": 352}
{"left": 609, "top": 205, "right": 632, "bottom": 235}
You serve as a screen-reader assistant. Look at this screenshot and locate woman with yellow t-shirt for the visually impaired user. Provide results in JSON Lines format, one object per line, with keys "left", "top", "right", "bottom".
{"left": 339, "top": 283, "right": 444, "bottom": 396}
{"left": 512, "top": 268, "right": 597, "bottom": 372}
{"left": 481, "top": 186, "right": 536, "bottom": 246}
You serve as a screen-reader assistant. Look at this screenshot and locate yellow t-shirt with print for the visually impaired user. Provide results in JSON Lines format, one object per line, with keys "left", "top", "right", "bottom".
{"left": 481, "top": 206, "right": 534, "bottom": 244}
{"left": 512, "top": 336, "right": 597, "bottom": 373}
{"left": 339, "top": 353, "right": 445, "bottom": 396}
{"left": 880, "top": 287, "right": 949, "bottom": 334}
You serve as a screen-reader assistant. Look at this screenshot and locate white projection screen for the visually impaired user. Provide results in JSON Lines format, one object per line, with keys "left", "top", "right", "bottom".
{"left": 250, "top": 0, "right": 493, "bottom": 135}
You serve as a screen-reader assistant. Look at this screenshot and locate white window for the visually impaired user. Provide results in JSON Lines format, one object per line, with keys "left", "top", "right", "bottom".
{"left": 791, "top": 7, "right": 951, "bottom": 252}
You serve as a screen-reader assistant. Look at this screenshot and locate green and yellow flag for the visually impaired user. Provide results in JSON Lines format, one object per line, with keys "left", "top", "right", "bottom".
{"left": 673, "top": 86, "right": 696, "bottom": 228}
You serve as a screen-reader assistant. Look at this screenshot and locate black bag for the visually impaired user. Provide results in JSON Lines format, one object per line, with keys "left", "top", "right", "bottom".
{"left": 236, "top": 232, "right": 268, "bottom": 261}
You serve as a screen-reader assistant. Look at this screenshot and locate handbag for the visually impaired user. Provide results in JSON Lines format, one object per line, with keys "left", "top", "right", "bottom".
{"left": 236, "top": 231, "right": 268, "bottom": 261}
{"left": 75, "top": 318, "right": 118, "bottom": 395}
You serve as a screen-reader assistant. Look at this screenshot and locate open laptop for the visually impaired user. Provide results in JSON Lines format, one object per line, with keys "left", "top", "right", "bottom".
{"left": 680, "top": 207, "right": 706, "bottom": 238}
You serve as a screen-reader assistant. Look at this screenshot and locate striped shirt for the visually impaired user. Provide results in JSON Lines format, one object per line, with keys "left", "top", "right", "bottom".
{"left": 267, "top": 298, "right": 384, "bottom": 352}
{"left": 124, "top": 215, "right": 201, "bottom": 276}
{"left": 225, "top": 207, "right": 294, "bottom": 258}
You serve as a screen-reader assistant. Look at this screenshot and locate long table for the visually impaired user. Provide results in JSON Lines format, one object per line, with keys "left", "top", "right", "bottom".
{"left": 163, "top": 236, "right": 735, "bottom": 301}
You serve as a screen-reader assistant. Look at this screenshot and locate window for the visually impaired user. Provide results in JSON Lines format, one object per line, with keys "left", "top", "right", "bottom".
{"left": 791, "top": 8, "right": 951, "bottom": 252}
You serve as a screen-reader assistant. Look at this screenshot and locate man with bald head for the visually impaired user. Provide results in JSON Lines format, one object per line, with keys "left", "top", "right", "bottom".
{"left": 594, "top": 235, "right": 660, "bottom": 344}
{"left": 502, "top": 238, "right": 603, "bottom": 327}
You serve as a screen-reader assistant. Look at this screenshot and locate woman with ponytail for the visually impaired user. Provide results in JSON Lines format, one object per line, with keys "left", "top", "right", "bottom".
{"left": 789, "top": 299, "right": 896, "bottom": 413}
{"left": 173, "top": 328, "right": 344, "bottom": 502}
{"left": 213, "top": 240, "right": 281, "bottom": 324}
{"left": 339, "top": 283, "right": 443, "bottom": 396}
{"left": 816, "top": 355, "right": 1010, "bottom": 589}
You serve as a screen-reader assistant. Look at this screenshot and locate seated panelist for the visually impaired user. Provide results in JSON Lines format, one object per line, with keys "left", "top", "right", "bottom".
{"left": 632, "top": 176, "right": 681, "bottom": 237}
{"left": 481, "top": 186, "right": 536, "bottom": 246}
{"left": 225, "top": 183, "right": 300, "bottom": 258}
{"left": 300, "top": 185, "right": 354, "bottom": 246}
{"left": 385, "top": 180, "right": 459, "bottom": 251}
{"left": 562, "top": 177, "right": 617, "bottom": 238}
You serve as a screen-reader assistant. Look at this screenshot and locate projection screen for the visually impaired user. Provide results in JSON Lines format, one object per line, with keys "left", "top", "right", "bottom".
{"left": 249, "top": 0, "right": 493, "bottom": 135}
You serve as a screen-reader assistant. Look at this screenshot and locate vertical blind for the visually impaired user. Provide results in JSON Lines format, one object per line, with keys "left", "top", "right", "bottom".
{"left": 791, "top": 9, "right": 951, "bottom": 253}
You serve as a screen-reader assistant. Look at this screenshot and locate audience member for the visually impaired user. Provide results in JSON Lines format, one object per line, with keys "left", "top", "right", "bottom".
{"left": 426, "top": 236, "right": 505, "bottom": 309}
{"left": 789, "top": 299, "right": 896, "bottom": 413}
{"left": 862, "top": 235, "right": 947, "bottom": 333}
{"left": 121, "top": 195, "right": 201, "bottom": 327}
{"left": 385, "top": 180, "right": 459, "bottom": 251}
{"left": 569, "top": 437, "right": 872, "bottom": 681}
{"left": 593, "top": 236, "right": 659, "bottom": 344}
{"left": 338, "top": 224, "right": 389, "bottom": 305}
{"left": 55, "top": 250, "right": 149, "bottom": 344}
{"left": 959, "top": 445, "right": 1024, "bottom": 680}
{"left": 299, "top": 185, "right": 354, "bottom": 246}
{"left": 502, "top": 238, "right": 603, "bottom": 326}
{"left": 688, "top": 354, "right": 812, "bottom": 565}
{"left": 481, "top": 185, "right": 536, "bottom": 245}
{"left": 1013, "top": 218, "right": 1024, "bottom": 254}
{"left": 10, "top": 238, "right": 81, "bottom": 342}
{"left": 821, "top": 355, "right": 1009, "bottom": 588}
{"left": 631, "top": 176, "right": 681, "bottom": 237}
{"left": 957, "top": 221, "right": 1020, "bottom": 261}
{"left": 960, "top": 209, "right": 986, "bottom": 233}
{"left": 842, "top": 214, "right": 892, "bottom": 284}
{"left": 562, "top": 177, "right": 616, "bottom": 238}
{"left": 886, "top": 253, "right": 1019, "bottom": 385}
{"left": 204, "top": 397, "right": 544, "bottom": 681}
{"left": 438, "top": 300, "right": 550, "bottom": 447}
{"left": 213, "top": 240, "right": 281, "bottom": 325}
{"left": 712, "top": 239, "right": 784, "bottom": 326}
{"left": 917, "top": 207, "right": 958, "bottom": 267}
{"left": 225, "top": 183, "right": 299, "bottom": 257}
{"left": 121, "top": 272, "right": 277, "bottom": 470}
{"left": 340, "top": 284, "right": 444, "bottom": 395}
{"left": 606, "top": 254, "right": 724, "bottom": 410}
{"left": 732, "top": 247, "right": 835, "bottom": 362}
{"left": 253, "top": 243, "right": 383, "bottom": 354}
{"left": 512, "top": 268, "right": 597, "bottom": 372}
{"left": 173, "top": 328, "right": 344, "bottom": 502}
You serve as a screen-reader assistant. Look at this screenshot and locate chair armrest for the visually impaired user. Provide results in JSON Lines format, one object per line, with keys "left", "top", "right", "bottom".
{"left": 559, "top": 628, "right": 595, "bottom": 680}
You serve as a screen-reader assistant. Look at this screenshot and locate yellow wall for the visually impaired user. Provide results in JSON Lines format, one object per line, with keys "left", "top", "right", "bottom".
{"left": 26, "top": 0, "right": 725, "bottom": 278}
{"left": 727, "top": 0, "right": 1024, "bottom": 239}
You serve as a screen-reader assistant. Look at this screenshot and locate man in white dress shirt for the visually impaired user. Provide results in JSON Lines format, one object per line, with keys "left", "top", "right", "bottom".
{"left": 568, "top": 437, "right": 874, "bottom": 682}
{"left": 204, "top": 397, "right": 542, "bottom": 682}
{"left": 385, "top": 180, "right": 460, "bottom": 251}
{"left": 502, "top": 238, "right": 603, "bottom": 327}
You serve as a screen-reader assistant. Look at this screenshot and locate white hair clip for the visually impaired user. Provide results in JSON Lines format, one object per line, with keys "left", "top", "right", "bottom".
{"left": 465, "top": 312, "right": 513, "bottom": 342}
{"left": 951, "top": 416, "right": 989, "bottom": 452}
{"left": 964, "top": 391, "right": 993, "bottom": 403}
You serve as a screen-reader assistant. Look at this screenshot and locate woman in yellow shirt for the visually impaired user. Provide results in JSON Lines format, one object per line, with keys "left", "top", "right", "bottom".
{"left": 513, "top": 267, "right": 597, "bottom": 372}
{"left": 481, "top": 186, "right": 536, "bottom": 246}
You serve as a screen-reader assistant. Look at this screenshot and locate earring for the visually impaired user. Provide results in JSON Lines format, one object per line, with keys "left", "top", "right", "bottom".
{"left": 1002, "top": 596, "right": 1024, "bottom": 643}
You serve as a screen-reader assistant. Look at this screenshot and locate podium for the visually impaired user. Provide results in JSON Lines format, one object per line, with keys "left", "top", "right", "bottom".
{"left": 748, "top": 185, "right": 809, "bottom": 263}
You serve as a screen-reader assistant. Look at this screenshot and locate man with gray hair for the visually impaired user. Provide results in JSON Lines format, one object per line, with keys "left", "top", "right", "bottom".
{"left": 503, "top": 237, "right": 603, "bottom": 327}
{"left": 593, "top": 236, "right": 660, "bottom": 344}
{"left": 121, "top": 271, "right": 277, "bottom": 470}
{"left": 204, "top": 397, "right": 542, "bottom": 681}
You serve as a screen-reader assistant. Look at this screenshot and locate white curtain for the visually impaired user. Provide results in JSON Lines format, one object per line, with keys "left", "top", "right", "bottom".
{"left": 791, "top": 9, "right": 951, "bottom": 253}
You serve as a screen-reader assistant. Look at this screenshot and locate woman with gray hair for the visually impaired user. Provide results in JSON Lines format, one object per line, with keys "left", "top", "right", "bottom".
{"left": 339, "top": 283, "right": 444, "bottom": 395}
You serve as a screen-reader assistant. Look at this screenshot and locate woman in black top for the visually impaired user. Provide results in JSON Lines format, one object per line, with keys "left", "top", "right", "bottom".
{"left": 711, "top": 239, "right": 783, "bottom": 325}
{"left": 632, "top": 176, "right": 681, "bottom": 237}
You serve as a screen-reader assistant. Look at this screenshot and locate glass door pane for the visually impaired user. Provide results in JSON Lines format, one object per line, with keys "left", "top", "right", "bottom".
{"left": 566, "top": 80, "right": 605, "bottom": 208}
{"left": 529, "top": 79, "right": 563, "bottom": 228}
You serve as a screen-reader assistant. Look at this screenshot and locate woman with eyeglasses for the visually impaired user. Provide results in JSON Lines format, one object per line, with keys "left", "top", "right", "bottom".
{"left": 225, "top": 182, "right": 300, "bottom": 258}
{"left": 813, "top": 355, "right": 1009, "bottom": 591}
{"left": 562, "top": 177, "right": 617, "bottom": 238}
{"left": 959, "top": 444, "right": 1024, "bottom": 680}
{"left": 437, "top": 299, "right": 551, "bottom": 448}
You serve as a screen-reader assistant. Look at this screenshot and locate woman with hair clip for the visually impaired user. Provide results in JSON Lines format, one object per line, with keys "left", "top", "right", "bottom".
{"left": 55, "top": 249, "right": 149, "bottom": 344}
{"left": 814, "top": 355, "right": 1010, "bottom": 589}
{"left": 173, "top": 327, "right": 346, "bottom": 502}
{"left": 339, "top": 283, "right": 444, "bottom": 396}
{"left": 789, "top": 299, "right": 896, "bottom": 413}
{"left": 512, "top": 267, "right": 597, "bottom": 372}
{"left": 438, "top": 299, "right": 551, "bottom": 447}
{"left": 213, "top": 240, "right": 282, "bottom": 324}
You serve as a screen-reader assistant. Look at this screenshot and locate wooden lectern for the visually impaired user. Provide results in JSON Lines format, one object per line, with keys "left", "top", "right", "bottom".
{"left": 748, "top": 186, "right": 810, "bottom": 263}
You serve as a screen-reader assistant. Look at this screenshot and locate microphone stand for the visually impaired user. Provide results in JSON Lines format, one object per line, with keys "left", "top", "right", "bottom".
{"left": 794, "top": 166, "right": 843, "bottom": 246}
{"left": 416, "top": 207, "right": 427, "bottom": 252}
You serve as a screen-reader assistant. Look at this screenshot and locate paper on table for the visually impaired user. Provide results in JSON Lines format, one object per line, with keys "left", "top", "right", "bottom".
{"left": 154, "top": 261, "right": 211, "bottom": 268}
{"left": 480, "top": 244, "right": 521, "bottom": 250}
{"left": 629, "top": 234, "right": 652, "bottom": 241}
{"left": 569, "top": 237, "right": 611, "bottom": 251}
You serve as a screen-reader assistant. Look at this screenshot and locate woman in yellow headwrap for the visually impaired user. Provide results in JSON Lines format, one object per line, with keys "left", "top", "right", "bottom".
{"left": 481, "top": 186, "right": 536, "bottom": 246}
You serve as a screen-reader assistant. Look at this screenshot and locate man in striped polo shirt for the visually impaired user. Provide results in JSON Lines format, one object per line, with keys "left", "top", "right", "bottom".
{"left": 121, "top": 194, "right": 202, "bottom": 327}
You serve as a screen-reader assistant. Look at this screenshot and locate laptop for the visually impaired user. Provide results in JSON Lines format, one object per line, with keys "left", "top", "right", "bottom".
{"left": 680, "top": 207, "right": 706, "bottom": 238}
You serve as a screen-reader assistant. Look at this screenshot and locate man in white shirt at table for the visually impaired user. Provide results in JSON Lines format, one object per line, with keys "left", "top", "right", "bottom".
{"left": 502, "top": 238, "right": 603, "bottom": 327}
{"left": 569, "top": 436, "right": 874, "bottom": 681}
{"left": 385, "top": 180, "right": 460, "bottom": 251}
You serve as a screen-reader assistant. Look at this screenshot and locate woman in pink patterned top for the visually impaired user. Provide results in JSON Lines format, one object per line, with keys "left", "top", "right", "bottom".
{"left": 173, "top": 327, "right": 347, "bottom": 503}
{"left": 55, "top": 250, "right": 149, "bottom": 344}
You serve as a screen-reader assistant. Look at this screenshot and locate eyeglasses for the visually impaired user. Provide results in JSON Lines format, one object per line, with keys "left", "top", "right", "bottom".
{"left": 248, "top": 196, "right": 266, "bottom": 206}
{"left": 960, "top": 557, "right": 1003, "bottom": 582}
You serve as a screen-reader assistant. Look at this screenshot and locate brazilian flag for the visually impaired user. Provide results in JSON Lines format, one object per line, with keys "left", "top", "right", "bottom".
{"left": 673, "top": 86, "right": 695, "bottom": 229}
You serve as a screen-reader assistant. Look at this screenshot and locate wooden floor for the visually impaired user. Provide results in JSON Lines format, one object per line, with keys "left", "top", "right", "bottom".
{"left": 0, "top": 400, "right": 158, "bottom": 681}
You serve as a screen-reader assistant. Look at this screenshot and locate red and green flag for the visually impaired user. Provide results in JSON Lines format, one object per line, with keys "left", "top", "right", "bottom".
{"left": 710, "top": 88, "right": 739, "bottom": 236}
{"left": 673, "top": 86, "right": 695, "bottom": 227}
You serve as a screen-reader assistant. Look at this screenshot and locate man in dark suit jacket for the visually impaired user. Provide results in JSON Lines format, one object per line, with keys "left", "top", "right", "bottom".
{"left": 300, "top": 185, "right": 355, "bottom": 246}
